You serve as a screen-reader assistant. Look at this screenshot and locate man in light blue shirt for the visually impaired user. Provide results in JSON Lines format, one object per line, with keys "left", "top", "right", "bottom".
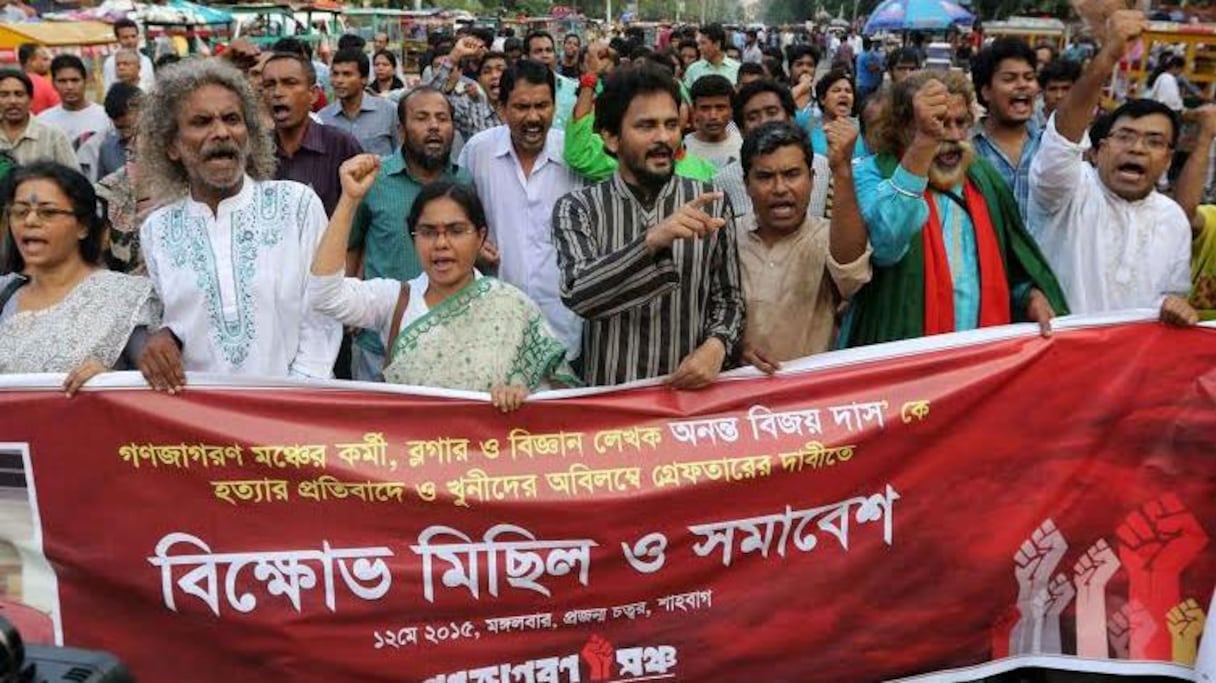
{"left": 318, "top": 48, "right": 399, "bottom": 156}
{"left": 684, "top": 23, "right": 740, "bottom": 88}
{"left": 969, "top": 37, "right": 1044, "bottom": 223}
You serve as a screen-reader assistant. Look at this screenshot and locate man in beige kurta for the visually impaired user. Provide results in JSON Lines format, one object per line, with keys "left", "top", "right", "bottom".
{"left": 736, "top": 120, "right": 871, "bottom": 372}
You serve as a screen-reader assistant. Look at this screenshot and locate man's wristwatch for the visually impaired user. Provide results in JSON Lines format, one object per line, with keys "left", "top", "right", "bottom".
{"left": 579, "top": 73, "right": 599, "bottom": 91}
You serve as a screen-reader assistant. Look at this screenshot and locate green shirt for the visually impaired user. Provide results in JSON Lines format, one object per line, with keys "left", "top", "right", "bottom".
{"left": 349, "top": 148, "right": 467, "bottom": 352}
{"left": 562, "top": 114, "right": 717, "bottom": 184}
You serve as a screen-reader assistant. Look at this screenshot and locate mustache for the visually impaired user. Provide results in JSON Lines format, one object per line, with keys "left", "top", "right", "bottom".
{"left": 203, "top": 143, "right": 242, "bottom": 161}
{"left": 935, "top": 140, "right": 973, "bottom": 157}
{"left": 646, "top": 144, "right": 674, "bottom": 157}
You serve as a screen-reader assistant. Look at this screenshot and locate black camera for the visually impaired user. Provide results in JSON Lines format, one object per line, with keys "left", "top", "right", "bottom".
{"left": 0, "top": 615, "right": 133, "bottom": 683}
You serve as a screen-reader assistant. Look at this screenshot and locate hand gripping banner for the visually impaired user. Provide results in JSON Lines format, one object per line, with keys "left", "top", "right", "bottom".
{"left": 0, "top": 317, "right": 1213, "bottom": 682}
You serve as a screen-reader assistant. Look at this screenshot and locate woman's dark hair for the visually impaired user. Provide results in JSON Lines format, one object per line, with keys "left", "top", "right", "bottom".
{"left": 1147, "top": 54, "right": 1186, "bottom": 89}
{"left": 3, "top": 162, "right": 106, "bottom": 273}
{"left": 373, "top": 49, "right": 399, "bottom": 70}
{"left": 815, "top": 68, "right": 855, "bottom": 111}
{"left": 406, "top": 181, "right": 488, "bottom": 238}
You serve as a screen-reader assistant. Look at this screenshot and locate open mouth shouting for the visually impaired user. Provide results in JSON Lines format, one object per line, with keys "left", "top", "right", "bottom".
{"left": 1114, "top": 160, "right": 1147, "bottom": 184}
{"left": 1007, "top": 93, "right": 1034, "bottom": 118}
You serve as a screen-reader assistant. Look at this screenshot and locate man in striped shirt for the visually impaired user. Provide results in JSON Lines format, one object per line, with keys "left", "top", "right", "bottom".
{"left": 553, "top": 64, "right": 745, "bottom": 388}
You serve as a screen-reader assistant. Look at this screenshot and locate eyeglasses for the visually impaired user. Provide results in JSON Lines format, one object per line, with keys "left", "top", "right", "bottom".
{"left": 7, "top": 205, "right": 76, "bottom": 223}
{"left": 413, "top": 223, "right": 478, "bottom": 241}
{"left": 1107, "top": 128, "right": 1172, "bottom": 152}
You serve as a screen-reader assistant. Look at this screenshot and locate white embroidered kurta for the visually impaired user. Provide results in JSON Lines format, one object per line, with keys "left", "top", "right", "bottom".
{"left": 141, "top": 177, "right": 342, "bottom": 378}
{"left": 1027, "top": 115, "right": 1191, "bottom": 314}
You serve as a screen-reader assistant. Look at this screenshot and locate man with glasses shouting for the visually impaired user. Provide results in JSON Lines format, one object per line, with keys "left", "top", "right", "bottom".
{"left": 1028, "top": 8, "right": 1198, "bottom": 326}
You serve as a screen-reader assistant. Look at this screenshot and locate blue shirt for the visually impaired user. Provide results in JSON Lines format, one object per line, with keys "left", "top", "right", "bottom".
{"left": 318, "top": 93, "right": 400, "bottom": 157}
{"left": 855, "top": 49, "right": 884, "bottom": 90}
{"left": 971, "top": 121, "right": 1043, "bottom": 225}
{"left": 854, "top": 159, "right": 980, "bottom": 331}
{"left": 807, "top": 120, "right": 869, "bottom": 160}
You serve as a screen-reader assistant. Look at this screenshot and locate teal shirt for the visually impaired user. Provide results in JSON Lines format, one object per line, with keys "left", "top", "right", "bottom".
{"left": 349, "top": 148, "right": 468, "bottom": 352}
{"left": 854, "top": 160, "right": 980, "bottom": 331}
{"left": 553, "top": 73, "right": 578, "bottom": 131}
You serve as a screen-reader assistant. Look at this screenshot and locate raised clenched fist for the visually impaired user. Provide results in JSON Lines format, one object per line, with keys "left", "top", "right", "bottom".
{"left": 912, "top": 79, "right": 950, "bottom": 142}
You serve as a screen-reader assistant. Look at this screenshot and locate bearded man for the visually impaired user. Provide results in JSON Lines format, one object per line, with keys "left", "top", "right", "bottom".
{"left": 136, "top": 59, "right": 341, "bottom": 392}
{"left": 843, "top": 71, "right": 1068, "bottom": 347}
{"left": 553, "top": 63, "right": 744, "bottom": 387}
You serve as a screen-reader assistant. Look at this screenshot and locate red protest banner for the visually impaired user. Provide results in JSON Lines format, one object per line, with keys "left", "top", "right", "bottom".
{"left": 0, "top": 320, "right": 1212, "bottom": 682}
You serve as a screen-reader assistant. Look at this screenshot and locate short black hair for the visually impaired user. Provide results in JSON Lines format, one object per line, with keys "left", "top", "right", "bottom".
{"left": 677, "top": 39, "right": 698, "bottom": 54}
{"left": 698, "top": 23, "right": 725, "bottom": 48}
{"left": 787, "top": 44, "right": 820, "bottom": 69}
{"left": 503, "top": 37, "right": 523, "bottom": 54}
{"left": 629, "top": 46, "right": 654, "bottom": 61}
{"left": 336, "top": 33, "right": 367, "bottom": 52}
{"left": 332, "top": 47, "right": 370, "bottom": 79}
{"left": 733, "top": 79, "right": 795, "bottom": 129}
{"left": 3, "top": 162, "right": 106, "bottom": 273}
{"left": 690, "top": 73, "right": 733, "bottom": 103}
{"left": 644, "top": 50, "right": 679, "bottom": 77}
{"left": 738, "top": 62, "right": 766, "bottom": 81}
{"left": 970, "top": 37, "right": 1036, "bottom": 107}
{"left": 17, "top": 43, "right": 40, "bottom": 67}
{"left": 498, "top": 59, "right": 555, "bottom": 107}
{"left": 113, "top": 18, "right": 138, "bottom": 37}
{"left": 479, "top": 51, "right": 508, "bottom": 72}
{"left": 103, "top": 81, "right": 142, "bottom": 120}
{"left": 564, "top": 33, "right": 581, "bottom": 45}
{"left": 595, "top": 62, "right": 681, "bottom": 139}
{"left": 524, "top": 30, "right": 555, "bottom": 55}
{"left": 50, "top": 54, "right": 86, "bottom": 80}
{"left": 471, "top": 28, "right": 495, "bottom": 48}
{"left": 886, "top": 46, "right": 922, "bottom": 72}
{"left": 741, "top": 121, "right": 813, "bottom": 179}
{"left": 0, "top": 68, "right": 32, "bottom": 97}
{"left": 1091, "top": 98, "right": 1181, "bottom": 148}
{"left": 407, "top": 181, "right": 488, "bottom": 238}
{"left": 272, "top": 36, "right": 313, "bottom": 60}
{"left": 264, "top": 51, "right": 317, "bottom": 86}
{"left": 396, "top": 84, "right": 453, "bottom": 125}
{"left": 1037, "top": 58, "right": 1081, "bottom": 90}
{"left": 815, "top": 67, "right": 854, "bottom": 108}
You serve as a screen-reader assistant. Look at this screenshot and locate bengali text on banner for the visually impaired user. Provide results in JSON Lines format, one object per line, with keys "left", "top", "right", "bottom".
{"left": 0, "top": 320, "right": 1213, "bottom": 682}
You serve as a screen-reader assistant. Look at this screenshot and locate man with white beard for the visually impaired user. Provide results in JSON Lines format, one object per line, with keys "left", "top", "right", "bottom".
{"left": 842, "top": 70, "right": 1069, "bottom": 347}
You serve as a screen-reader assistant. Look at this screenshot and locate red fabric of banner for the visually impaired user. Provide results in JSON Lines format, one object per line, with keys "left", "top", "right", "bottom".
{"left": 0, "top": 322, "right": 1213, "bottom": 682}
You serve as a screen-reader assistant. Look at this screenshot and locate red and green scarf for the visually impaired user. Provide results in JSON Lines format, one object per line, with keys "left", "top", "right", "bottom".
{"left": 844, "top": 155, "right": 1069, "bottom": 347}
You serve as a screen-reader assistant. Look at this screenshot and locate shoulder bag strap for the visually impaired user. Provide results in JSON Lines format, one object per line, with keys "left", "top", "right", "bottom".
{"left": 382, "top": 282, "right": 412, "bottom": 371}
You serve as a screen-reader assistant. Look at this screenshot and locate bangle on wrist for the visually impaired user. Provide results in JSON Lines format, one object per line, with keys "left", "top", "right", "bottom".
{"left": 579, "top": 73, "right": 599, "bottom": 91}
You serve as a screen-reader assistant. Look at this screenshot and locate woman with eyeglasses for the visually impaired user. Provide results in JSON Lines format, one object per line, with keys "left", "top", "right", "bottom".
{"left": 311, "top": 154, "right": 579, "bottom": 411}
{"left": 0, "top": 162, "right": 160, "bottom": 395}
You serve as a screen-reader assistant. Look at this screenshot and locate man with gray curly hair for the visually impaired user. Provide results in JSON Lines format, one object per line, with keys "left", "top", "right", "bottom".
{"left": 843, "top": 70, "right": 1068, "bottom": 348}
{"left": 135, "top": 58, "right": 341, "bottom": 392}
